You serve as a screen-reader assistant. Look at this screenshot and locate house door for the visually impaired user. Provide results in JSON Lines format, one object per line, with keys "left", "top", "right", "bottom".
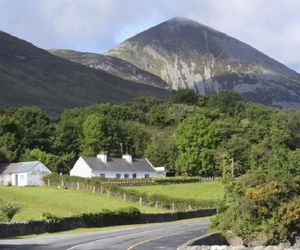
{"left": 15, "top": 174, "right": 18, "bottom": 186}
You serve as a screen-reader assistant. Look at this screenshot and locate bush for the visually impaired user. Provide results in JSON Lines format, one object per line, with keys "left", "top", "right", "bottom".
{"left": 45, "top": 207, "right": 141, "bottom": 232}
{"left": 211, "top": 170, "right": 300, "bottom": 245}
{"left": 0, "top": 200, "right": 22, "bottom": 221}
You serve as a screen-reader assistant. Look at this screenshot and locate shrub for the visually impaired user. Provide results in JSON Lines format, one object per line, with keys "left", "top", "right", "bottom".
{"left": 46, "top": 207, "right": 141, "bottom": 232}
{"left": 0, "top": 200, "right": 22, "bottom": 221}
{"left": 211, "top": 169, "right": 300, "bottom": 245}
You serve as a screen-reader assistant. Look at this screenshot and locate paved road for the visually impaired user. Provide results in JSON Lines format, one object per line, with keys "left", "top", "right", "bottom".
{"left": 0, "top": 219, "right": 209, "bottom": 250}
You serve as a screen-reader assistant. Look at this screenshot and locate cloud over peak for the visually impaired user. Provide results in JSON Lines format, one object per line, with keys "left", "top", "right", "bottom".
{"left": 0, "top": 0, "right": 299, "bottom": 72}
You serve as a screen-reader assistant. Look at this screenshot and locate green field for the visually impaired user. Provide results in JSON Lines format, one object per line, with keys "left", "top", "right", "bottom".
{"left": 0, "top": 186, "right": 163, "bottom": 221}
{"left": 123, "top": 182, "right": 224, "bottom": 201}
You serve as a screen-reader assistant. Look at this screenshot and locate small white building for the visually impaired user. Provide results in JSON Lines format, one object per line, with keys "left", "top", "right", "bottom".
{"left": 0, "top": 161, "right": 51, "bottom": 186}
{"left": 70, "top": 153, "right": 158, "bottom": 179}
{"left": 154, "top": 167, "right": 176, "bottom": 177}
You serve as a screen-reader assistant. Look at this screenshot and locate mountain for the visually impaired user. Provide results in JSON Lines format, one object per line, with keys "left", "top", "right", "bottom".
{"left": 106, "top": 17, "right": 300, "bottom": 108}
{"left": 0, "top": 31, "right": 169, "bottom": 114}
{"left": 49, "top": 49, "right": 169, "bottom": 89}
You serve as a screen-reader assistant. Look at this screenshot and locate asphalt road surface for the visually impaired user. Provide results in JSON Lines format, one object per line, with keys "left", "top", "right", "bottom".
{"left": 0, "top": 219, "right": 209, "bottom": 250}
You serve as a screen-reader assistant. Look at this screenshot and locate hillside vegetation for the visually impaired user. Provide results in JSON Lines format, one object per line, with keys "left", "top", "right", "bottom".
{"left": 0, "top": 31, "right": 169, "bottom": 115}
{"left": 1, "top": 89, "right": 299, "bottom": 178}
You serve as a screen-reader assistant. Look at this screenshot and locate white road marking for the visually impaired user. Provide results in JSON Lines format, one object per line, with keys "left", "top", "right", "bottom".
{"left": 126, "top": 230, "right": 191, "bottom": 250}
{"left": 65, "top": 227, "right": 164, "bottom": 250}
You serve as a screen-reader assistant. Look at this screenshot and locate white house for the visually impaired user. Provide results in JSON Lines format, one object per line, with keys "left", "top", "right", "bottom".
{"left": 0, "top": 161, "right": 51, "bottom": 186}
{"left": 70, "top": 153, "right": 158, "bottom": 179}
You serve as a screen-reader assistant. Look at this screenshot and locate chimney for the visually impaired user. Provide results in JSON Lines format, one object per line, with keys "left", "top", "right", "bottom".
{"left": 122, "top": 154, "right": 132, "bottom": 163}
{"left": 97, "top": 152, "right": 107, "bottom": 163}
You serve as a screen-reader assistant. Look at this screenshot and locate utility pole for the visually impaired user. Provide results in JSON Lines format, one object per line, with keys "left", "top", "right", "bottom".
{"left": 119, "top": 143, "right": 123, "bottom": 155}
{"left": 230, "top": 158, "right": 234, "bottom": 178}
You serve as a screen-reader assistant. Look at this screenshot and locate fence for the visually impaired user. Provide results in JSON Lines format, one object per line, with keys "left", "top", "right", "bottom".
{"left": 44, "top": 174, "right": 221, "bottom": 187}
{"left": 45, "top": 178, "right": 220, "bottom": 211}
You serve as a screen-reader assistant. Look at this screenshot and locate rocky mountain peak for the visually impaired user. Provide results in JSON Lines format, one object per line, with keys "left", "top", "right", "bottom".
{"left": 106, "top": 17, "right": 300, "bottom": 108}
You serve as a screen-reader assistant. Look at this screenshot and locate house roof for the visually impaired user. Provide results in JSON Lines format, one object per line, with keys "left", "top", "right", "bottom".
{"left": 81, "top": 157, "right": 156, "bottom": 172}
{"left": 0, "top": 161, "right": 40, "bottom": 174}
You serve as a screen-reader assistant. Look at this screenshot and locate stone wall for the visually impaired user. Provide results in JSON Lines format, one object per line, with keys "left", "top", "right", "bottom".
{"left": 178, "top": 232, "right": 300, "bottom": 250}
{"left": 0, "top": 208, "right": 216, "bottom": 238}
{"left": 139, "top": 209, "right": 216, "bottom": 224}
{"left": 181, "top": 245, "right": 299, "bottom": 249}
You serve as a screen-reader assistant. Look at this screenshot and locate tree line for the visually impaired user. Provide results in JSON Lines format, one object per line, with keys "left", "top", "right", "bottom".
{"left": 0, "top": 89, "right": 300, "bottom": 178}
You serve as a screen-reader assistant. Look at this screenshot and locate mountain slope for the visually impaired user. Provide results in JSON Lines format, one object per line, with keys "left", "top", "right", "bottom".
{"left": 106, "top": 17, "right": 300, "bottom": 108}
{"left": 49, "top": 49, "right": 169, "bottom": 89}
{"left": 0, "top": 31, "right": 169, "bottom": 114}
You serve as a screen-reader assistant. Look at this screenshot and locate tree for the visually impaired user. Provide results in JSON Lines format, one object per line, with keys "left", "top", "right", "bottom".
{"left": 80, "top": 114, "right": 121, "bottom": 156}
{"left": 54, "top": 119, "right": 81, "bottom": 155}
{"left": 119, "top": 121, "right": 151, "bottom": 157}
{"left": 13, "top": 107, "right": 53, "bottom": 151}
{"left": 176, "top": 109, "right": 222, "bottom": 176}
{"left": 169, "top": 88, "right": 198, "bottom": 105}
{"left": 124, "top": 96, "right": 164, "bottom": 123}
{"left": 208, "top": 90, "right": 244, "bottom": 115}
{"left": 0, "top": 115, "right": 23, "bottom": 161}
{"left": 22, "top": 148, "right": 75, "bottom": 173}
{"left": 145, "top": 137, "right": 177, "bottom": 168}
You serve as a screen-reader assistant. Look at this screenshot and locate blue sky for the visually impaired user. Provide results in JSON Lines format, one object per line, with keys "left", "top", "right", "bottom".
{"left": 0, "top": 0, "right": 300, "bottom": 72}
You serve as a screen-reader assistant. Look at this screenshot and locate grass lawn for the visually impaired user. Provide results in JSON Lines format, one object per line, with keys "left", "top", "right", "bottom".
{"left": 0, "top": 186, "right": 163, "bottom": 221}
{"left": 123, "top": 182, "right": 224, "bottom": 201}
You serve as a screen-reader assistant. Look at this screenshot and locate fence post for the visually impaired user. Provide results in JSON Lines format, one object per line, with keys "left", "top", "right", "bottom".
{"left": 107, "top": 190, "right": 110, "bottom": 198}
{"left": 93, "top": 186, "right": 95, "bottom": 193}
{"left": 172, "top": 203, "right": 175, "bottom": 213}
{"left": 139, "top": 197, "right": 142, "bottom": 206}
{"left": 189, "top": 205, "right": 192, "bottom": 211}
{"left": 61, "top": 180, "right": 64, "bottom": 188}
{"left": 77, "top": 182, "right": 80, "bottom": 190}
{"left": 47, "top": 179, "right": 50, "bottom": 186}
{"left": 123, "top": 193, "right": 126, "bottom": 201}
{"left": 100, "top": 187, "right": 103, "bottom": 193}
{"left": 155, "top": 201, "right": 158, "bottom": 209}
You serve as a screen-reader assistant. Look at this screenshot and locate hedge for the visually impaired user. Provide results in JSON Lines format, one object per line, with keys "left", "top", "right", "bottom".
{"left": 43, "top": 174, "right": 218, "bottom": 187}
{"left": 45, "top": 206, "right": 141, "bottom": 232}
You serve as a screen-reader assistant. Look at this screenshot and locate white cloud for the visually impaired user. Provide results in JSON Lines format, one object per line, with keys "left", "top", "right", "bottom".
{"left": 0, "top": 0, "right": 299, "bottom": 72}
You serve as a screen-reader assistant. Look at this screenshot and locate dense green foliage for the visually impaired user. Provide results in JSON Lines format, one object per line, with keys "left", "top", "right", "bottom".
{"left": 1, "top": 90, "right": 300, "bottom": 179}
{"left": 211, "top": 165, "right": 300, "bottom": 245}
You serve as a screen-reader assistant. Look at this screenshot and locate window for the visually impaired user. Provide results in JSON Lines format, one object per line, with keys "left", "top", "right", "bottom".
{"left": 124, "top": 174, "right": 129, "bottom": 179}
{"left": 116, "top": 174, "right": 121, "bottom": 179}
{"left": 144, "top": 174, "right": 150, "bottom": 178}
{"left": 100, "top": 174, "right": 105, "bottom": 178}
{"left": 132, "top": 173, "right": 137, "bottom": 179}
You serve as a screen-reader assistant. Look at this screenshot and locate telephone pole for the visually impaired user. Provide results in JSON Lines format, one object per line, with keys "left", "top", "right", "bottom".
{"left": 230, "top": 158, "right": 234, "bottom": 178}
